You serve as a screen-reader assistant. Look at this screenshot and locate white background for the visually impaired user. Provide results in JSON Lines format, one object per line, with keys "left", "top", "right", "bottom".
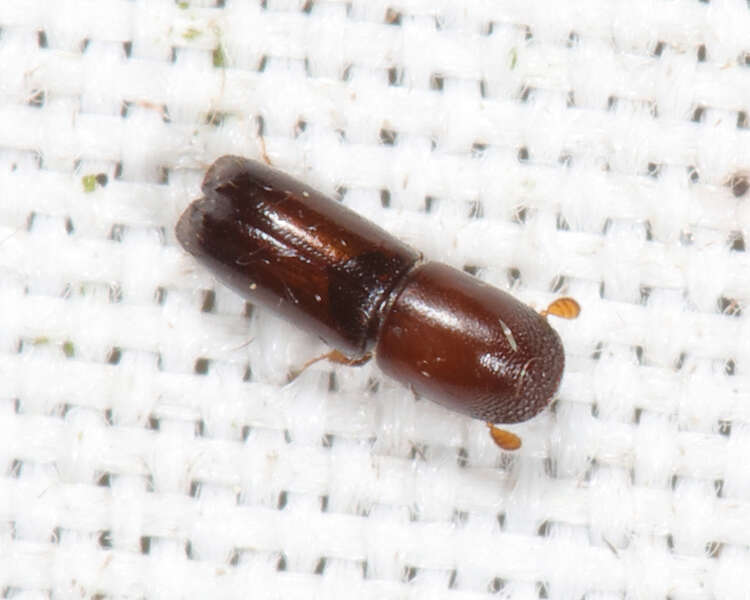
{"left": 1, "top": 1, "right": 750, "bottom": 598}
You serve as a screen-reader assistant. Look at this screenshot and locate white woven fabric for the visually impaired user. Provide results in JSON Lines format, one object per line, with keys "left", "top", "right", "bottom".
{"left": 1, "top": 0, "right": 749, "bottom": 597}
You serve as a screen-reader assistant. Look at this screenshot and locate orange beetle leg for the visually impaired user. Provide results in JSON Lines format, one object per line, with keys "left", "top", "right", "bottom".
{"left": 487, "top": 423, "right": 522, "bottom": 451}
{"left": 540, "top": 297, "right": 580, "bottom": 320}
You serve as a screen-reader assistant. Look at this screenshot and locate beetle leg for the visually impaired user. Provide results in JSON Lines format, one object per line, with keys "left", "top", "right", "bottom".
{"left": 487, "top": 423, "right": 522, "bottom": 450}
{"left": 540, "top": 297, "right": 580, "bottom": 320}
{"left": 324, "top": 349, "right": 373, "bottom": 367}
{"left": 255, "top": 115, "right": 272, "bottom": 165}
{"left": 288, "top": 350, "right": 372, "bottom": 381}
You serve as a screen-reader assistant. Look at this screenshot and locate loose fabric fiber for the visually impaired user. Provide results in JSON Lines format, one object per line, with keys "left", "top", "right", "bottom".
{"left": 1, "top": 1, "right": 750, "bottom": 598}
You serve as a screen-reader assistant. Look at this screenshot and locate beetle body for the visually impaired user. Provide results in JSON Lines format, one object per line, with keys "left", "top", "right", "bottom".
{"left": 176, "top": 156, "right": 566, "bottom": 426}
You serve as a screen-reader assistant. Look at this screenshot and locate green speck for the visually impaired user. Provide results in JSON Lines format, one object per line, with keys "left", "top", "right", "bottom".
{"left": 62, "top": 341, "right": 74, "bottom": 358}
{"left": 177, "top": 1, "right": 189, "bottom": 8}
{"left": 205, "top": 110, "right": 225, "bottom": 126}
{"left": 33, "top": 336, "right": 49, "bottom": 346}
{"left": 509, "top": 47, "right": 518, "bottom": 70}
{"left": 82, "top": 174, "right": 97, "bottom": 193}
{"left": 213, "top": 45, "right": 226, "bottom": 68}
{"left": 183, "top": 27, "right": 201, "bottom": 40}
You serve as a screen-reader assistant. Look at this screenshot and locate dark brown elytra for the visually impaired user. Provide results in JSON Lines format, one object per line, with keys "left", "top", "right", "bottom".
{"left": 176, "top": 156, "right": 579, "bottom": 450}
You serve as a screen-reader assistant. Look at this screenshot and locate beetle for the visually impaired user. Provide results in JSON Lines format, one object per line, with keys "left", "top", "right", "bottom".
{"left": 176, "top": 156, "right": 579, "bottom": 450}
